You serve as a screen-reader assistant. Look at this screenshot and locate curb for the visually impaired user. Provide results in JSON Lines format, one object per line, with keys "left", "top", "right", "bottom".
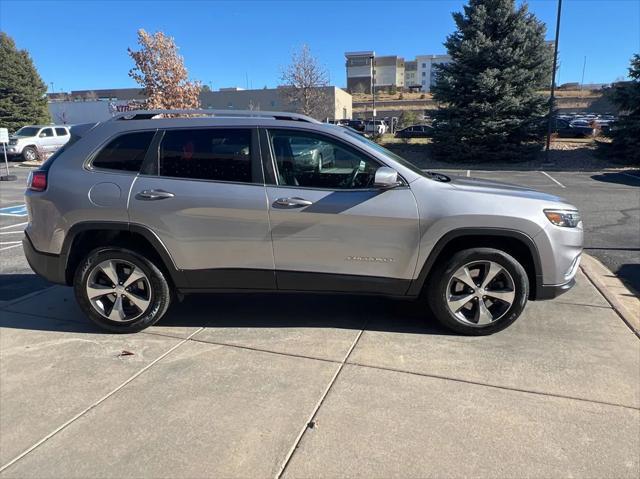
{"left": 580, "top": 253, "right": 640, "bottom": 338}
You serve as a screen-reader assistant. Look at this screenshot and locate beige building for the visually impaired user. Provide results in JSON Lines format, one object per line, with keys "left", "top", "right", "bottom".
{"left": 199, "top": 86, "right": 352, "bottom": 120}
{"left": 345, "top": 51, "right": 451, "bottom": 93}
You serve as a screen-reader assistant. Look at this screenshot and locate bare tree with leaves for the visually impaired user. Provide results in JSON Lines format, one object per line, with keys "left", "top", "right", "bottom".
{"left": 280, "top": 45, "right": 329, "bottom": 118}
{"left": 128, "top": 29, "right": 200, "bottom": 110}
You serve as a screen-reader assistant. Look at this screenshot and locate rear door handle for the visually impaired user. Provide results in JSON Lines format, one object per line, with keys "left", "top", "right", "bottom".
{"left": 135, "top": 189, "right": 175, "bottom": 201}
{"left": 273, "top": 197, "right": 313, "bottom": 208}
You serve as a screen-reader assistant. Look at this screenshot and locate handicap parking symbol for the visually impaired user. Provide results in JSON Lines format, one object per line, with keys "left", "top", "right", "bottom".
{"left": 0, "top": 204, "right": 28, "bottom": 217}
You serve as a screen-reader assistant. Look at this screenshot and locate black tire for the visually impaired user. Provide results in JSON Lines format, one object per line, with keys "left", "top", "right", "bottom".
{"left": 73, "top": 248, "right": 171, "bottom": 333}
{"left": 22, "top": 146, "right": 38, "bottom": 162}
{"left": 426, "top": 248, "right": 528, "bottom": 336}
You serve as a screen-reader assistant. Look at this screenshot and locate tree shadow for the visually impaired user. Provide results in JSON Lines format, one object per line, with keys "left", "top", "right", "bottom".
{"left": 616, "top": 264, "right": 640, "bottom": 297}
{"left": 590, "top": 171, "right": 640, "bottom": 187}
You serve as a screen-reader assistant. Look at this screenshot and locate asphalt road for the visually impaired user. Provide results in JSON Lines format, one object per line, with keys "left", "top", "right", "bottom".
{"left": 1, "top": 164, "right": 639, "bottom": 299}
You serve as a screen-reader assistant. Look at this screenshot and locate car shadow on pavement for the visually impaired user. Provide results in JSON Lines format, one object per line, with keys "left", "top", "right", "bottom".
{"left": 0, "top": 274, "right": 51, "bottom": 301}
{"left": 166, "top": 292, "right": 453, "bottom": 335}
{"left": 0, "top": 290, "right": 453, "bottom": 336}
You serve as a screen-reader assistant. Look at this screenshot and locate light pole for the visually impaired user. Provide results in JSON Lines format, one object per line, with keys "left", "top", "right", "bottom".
{"left": 545, "top": 0, "right": 562, "bottom": 163}
{"left": 370, "top": 54, "right": 376, "bottom": 120}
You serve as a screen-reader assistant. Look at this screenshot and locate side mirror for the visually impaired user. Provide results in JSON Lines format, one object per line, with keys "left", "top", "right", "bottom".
{"left": 374, "top": 166, "right": 401, "bottom": 188}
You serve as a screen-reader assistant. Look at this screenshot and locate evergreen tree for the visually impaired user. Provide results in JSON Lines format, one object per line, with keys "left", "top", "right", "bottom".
{"left": 0, "top": 32, "right": 50, "bottom": 132}
{"left": 606, "top": 54, "right": 640, "bottom": 165}
{"left": 431, "top": 0, "right": 553, "bottom": 162}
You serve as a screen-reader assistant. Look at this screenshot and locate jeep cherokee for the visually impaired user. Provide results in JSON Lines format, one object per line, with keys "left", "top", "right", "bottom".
{"left": 23, "top": 109, "right": 583, "bottom": 335}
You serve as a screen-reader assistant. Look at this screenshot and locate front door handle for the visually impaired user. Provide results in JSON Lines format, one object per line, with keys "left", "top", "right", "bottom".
{"left": 135, "top": 189, "right": 175, "bottom": 201}
{"left": 273, "top": 197, "right": 313, "bottom": 208}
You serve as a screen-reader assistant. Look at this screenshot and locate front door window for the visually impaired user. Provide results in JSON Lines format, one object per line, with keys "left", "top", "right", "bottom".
{"left": 268, "top": 130, "right": 380, "bottom": 189}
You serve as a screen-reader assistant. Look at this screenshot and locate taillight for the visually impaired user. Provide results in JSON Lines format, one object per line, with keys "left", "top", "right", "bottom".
{"left": 28, "top": 171, "right": 47, "bottom": 192}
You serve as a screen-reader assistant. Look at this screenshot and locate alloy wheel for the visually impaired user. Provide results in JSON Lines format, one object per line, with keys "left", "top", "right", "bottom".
{"left": 24, "top": 149, "right": 37, "bottom": 161}
{"left": 445, "top": 260, "right": 516, "bottom": 326}
{"left": 86, "top": 259, "right": 152, "bottom": 322}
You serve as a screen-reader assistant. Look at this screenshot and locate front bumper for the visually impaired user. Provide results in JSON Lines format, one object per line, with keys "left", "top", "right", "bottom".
{"left": 23, "top": 234, "right": 66, "bottom": 284}
{"left": 4, "top": 145, "right": 22, "bottom": 156}
{"left": 535, "top": 277, "right": 576, "bottom": 300}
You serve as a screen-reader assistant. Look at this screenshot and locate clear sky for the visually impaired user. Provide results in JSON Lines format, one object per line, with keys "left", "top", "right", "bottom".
{"left": 1, "top": 0, "right": 638, "bottom": 93}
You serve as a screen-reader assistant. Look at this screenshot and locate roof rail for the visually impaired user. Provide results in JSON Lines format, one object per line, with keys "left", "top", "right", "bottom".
{"left": 109, "top": 109, "right": 320, "bottom": 123}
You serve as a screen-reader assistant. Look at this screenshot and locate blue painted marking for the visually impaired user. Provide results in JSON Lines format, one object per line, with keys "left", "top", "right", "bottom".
{"left": 0, "top": 204, "right": 28, "bottom": 217}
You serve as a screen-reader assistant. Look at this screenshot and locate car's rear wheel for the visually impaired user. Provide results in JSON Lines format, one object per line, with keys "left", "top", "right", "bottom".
{"left": 74, "top": 248, "right": 171, "bottom": 333}
{"left": 427, "top": 248, "right": 528, "bottom": 335}
{"left": 22, "top": 146, "right": 38, "bottom": 162}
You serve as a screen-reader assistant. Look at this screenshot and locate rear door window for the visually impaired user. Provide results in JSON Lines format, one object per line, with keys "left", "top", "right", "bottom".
{"left": 40, "top": 128, "right": 54, "bottom": 137}
{"left": 92, "top": 131, "right": 155, "bottom": 172}
{"left": 158, "top": 129, "right": 254, "bottom": 183}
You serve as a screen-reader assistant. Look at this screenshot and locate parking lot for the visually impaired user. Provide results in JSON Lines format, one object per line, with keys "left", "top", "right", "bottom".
{"left": 1, "top": 164, "right": 639, "bottom": 477}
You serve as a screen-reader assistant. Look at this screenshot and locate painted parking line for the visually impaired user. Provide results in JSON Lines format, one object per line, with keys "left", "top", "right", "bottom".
{"left": 540, "top": 171, "right": 566, "bottom": 188}
{"left": 0, "top": 204, "right": 28, "bottom": 217}
{"left": 0, "top": 221, "right": 27, "bottom": 230}
{"left": 0, "top": 244, "right": 22, "bottom": 252}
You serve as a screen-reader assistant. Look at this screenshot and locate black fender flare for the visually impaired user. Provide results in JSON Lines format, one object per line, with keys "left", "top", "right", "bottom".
{"left": 407, "top": 227, "right": 543, "bottom": 298}
{"left": 61, "top": 221, "right": 186, "bottom": 288}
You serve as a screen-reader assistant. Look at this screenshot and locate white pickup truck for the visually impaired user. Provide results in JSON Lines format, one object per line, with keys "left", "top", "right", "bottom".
{"left": 5, "top": 125, "right": 70, "bottom": 161}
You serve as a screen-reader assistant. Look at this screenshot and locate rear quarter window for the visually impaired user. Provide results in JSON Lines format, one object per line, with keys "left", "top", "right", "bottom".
{"left": 55, "top": 128, "right": 69, "bottom": 136}
{"left": 91, "top": 131, "right": 155, "bottom": 172}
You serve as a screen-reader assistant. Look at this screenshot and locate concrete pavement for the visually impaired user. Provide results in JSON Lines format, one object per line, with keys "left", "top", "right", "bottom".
{"left": 1, "top": 269, "right": 638, "bottom": 478}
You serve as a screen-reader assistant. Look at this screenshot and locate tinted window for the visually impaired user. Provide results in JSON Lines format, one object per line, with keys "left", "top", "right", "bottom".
{"left": 269, "top": 130, "right": 380, "bottom": 189}
{"left": 159, "top": 129, "right": 252, "bottom": 183}
{"left": 40, "top": 128, "right": 54, "bottom": 137}
{"left": 92, "top": 131, "right": 154, "bottom": 172}
{"left": 15, "top": 127, "right": 40, "bottom": 137}
{"left": 55, "top": 128, "right": 68, "bottom": 136}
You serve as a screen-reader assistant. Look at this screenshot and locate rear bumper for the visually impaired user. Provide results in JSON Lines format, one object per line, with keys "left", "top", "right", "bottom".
{"left": 535, "top": 277, "right": 576, "bottom": 300}
{"left": 23, "top": 234, "right": 66, "bottom": 284}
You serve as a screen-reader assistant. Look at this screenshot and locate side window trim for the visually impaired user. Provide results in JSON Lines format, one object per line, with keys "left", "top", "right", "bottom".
{"left": 146, "top": 127, "right": 263, "bottom": 185}
{"left": 264, "top": 128, "right": 397, "bottom": 191}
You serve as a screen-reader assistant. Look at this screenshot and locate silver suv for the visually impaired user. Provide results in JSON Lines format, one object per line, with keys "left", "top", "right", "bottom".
{"left": 6, "top": 125, "right": 71, "bottom": 161}
{"left": 23, "top": 110, "right": 583, "bottom": 335}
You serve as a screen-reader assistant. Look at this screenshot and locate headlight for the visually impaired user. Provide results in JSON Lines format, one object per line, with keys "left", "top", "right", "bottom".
{"left": 544, "top": 209, "right": 581, "bottom": 228}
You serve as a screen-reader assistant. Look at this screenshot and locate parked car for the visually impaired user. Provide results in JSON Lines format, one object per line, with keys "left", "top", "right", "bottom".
{"left": 364, "top": 119, "right": 387, "bottom": 135}
{"left": 23, "top": 109, "right": 582, "bottom": 336}
{"left": 553, "top": 119, "right": 597, "bottom": 138}
{"left": 338, "top": 125, "right": 372, "bottom": 139}
{"left": 347, "top": 119, "right": 366, "bottom": 132}
{"left": 395, "top": 124, "right": 433, "bottom": 139}
{"left": 6, "top": 125, "right": 70, "bottom": 161}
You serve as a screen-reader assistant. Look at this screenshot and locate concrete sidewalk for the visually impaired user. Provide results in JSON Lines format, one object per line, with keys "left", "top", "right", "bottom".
{"left": 0, "top": 270, "right": 638, "bottom": 478}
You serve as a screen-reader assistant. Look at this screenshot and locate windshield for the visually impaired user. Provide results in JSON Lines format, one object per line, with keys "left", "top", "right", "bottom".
{"left": 334, "top": 125, "right": 428, "bottom": 178}
{"left": 14, "top": 127, "right": 40, "bottom": 137}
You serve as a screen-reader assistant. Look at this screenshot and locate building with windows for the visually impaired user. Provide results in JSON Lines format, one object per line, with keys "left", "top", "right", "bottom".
{"left": 415, "top": 54, "right": 451, "bottom": 91}
{"left": 345, "top": 52, "right": 451, "bottom": 93}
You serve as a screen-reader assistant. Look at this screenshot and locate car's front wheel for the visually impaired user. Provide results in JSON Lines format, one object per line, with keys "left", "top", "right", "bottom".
{"left": 22, "top": 146, "right": 38, "bottom": 162}
{"left": 427, "top": 248, "right": 529, "bottom": 335}
{"left": 74, "top": 248, "right": 171, "bottom": 333}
